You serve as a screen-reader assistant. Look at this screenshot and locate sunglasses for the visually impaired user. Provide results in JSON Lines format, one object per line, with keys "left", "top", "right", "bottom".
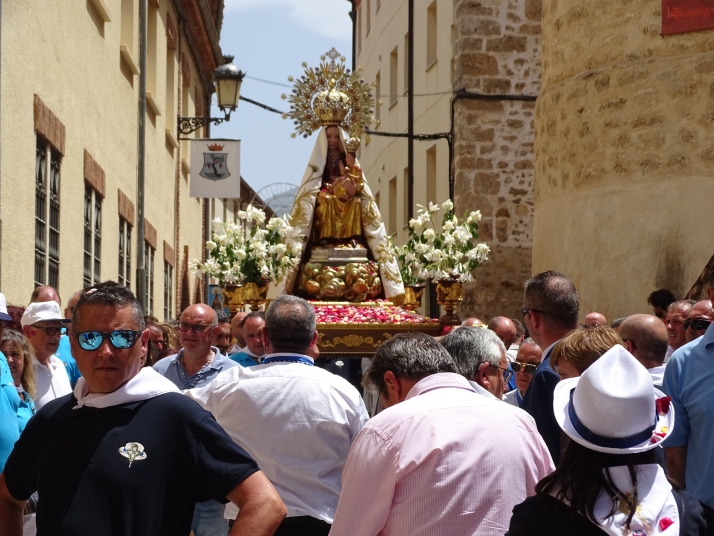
{"left": 75, "top": 330, "right": 142, "bottom": 351}
{"left": 31, "top": 325, "right": 67, "bottom": 337}
{"left": 521, "top": 308, "right": 546, "bottom": 318}
{"left": 494, "top": 366, "right": 514, "bottom": 384}
{"left": 683, "top": 318, "right": 712, "bottom": 331}
{"left": 178, "top": 322, "right": 211, "bottom": 334}
{"left": 511, "top": 361, "right": 537, "bottom": 375}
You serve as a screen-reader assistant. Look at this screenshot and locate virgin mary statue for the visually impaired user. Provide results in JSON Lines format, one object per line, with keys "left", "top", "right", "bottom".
{"left": 276, "top": 49, "right": 404, "bottom": 302}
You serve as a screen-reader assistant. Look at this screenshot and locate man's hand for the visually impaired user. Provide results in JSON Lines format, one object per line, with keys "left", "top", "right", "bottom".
{"left": 227, "top": 471, "right": 286, "bottom": 536}
{"left": 0, "top": 473, "right": 25, "bottom": 536}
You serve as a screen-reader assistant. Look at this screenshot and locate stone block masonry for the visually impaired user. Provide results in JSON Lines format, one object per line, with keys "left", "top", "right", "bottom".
{"left": 452, "top": 0, "right": 541, "bottom": 320}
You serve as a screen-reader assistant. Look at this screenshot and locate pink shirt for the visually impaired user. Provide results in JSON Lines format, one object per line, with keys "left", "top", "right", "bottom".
{"left": 329, "top": 373, "right": 554, "bottom": 536}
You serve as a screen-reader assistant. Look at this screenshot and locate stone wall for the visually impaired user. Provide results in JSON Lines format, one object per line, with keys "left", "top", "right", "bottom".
{"left": 533, "top": 0, "right": 714, "bottom": 319}
{"left": 452, "top": 0, "right": 542, "bottom": 320}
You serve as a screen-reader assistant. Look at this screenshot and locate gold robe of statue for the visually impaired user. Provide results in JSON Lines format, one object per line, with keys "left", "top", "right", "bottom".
{"left": 313, "top": 169, "right": 364, "bottom": 242}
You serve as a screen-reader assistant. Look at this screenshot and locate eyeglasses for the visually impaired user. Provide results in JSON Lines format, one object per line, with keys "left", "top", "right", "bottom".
{"left": 31, "top": 325, "right": 66, "bottom": 337}
{"left": 179, "top": 322, "right": 211, "bottom": 334}
{"left": 683, "top": 318, "right": 712, "bottom": 331}
{"left": 75, "top": 330, "right": 142, "bottom": 351}
{"left": 511, "top": 361, "right": 537, "bottom": 375}
{"left": 521, "top": 308, "right": 546, "bottom": 318}
{"left": 494, "top": 366, "right": 514, "bottom": 384}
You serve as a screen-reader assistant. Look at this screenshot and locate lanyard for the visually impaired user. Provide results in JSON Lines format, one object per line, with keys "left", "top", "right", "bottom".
{"left": 262, "top": 355, "right": 314, "bottom": 366}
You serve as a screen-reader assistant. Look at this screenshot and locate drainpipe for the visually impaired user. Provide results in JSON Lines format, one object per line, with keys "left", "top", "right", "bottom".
{"left": 135, "top": 0, "right": 147, "bottom": 310}
{"left": 349, "top": 1, "right": 356, "bottom": 70}
{"left": 407, "top": 0, "right": 414, "bottom": 221}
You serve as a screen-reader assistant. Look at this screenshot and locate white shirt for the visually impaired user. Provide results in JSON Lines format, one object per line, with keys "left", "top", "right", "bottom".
{"left": 227, "top": 342, "right": 243, "bottom": 355}
{"left": 664, "top": 345, "right": 673, "bottom": 363}
{"left": 33, "top": 354, "right": 72, "bottom": 410}
{"left": 186, "top": 355, "right": 369, "bottom": 522}
{"left": 507, "top": 344, "right": 519, "bottom": 362}
{"left": 648, "top": 364, "right": 666, "bottom": 387}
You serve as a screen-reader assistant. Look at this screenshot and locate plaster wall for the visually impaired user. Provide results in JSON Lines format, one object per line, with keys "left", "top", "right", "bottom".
{"left": 534, "top": 0, "right": 714, "bottom": 319}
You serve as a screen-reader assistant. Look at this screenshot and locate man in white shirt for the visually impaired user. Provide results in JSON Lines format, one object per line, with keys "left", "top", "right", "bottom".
{"left": 21, "top": 301, "right": 72, "bottom": 410}
{"left": 618, "top": 314, "right": 668, "bottom": 388}
{"left": 187, "top": 295, "right": 368, "bottom": 536}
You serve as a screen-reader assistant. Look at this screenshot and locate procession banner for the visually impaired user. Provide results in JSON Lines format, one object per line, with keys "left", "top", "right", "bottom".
{"left": 662, "top": 0, "right": 714, "bottom": 35}
{"left": 189, "top": 138, "right": 241, "bottom": 198}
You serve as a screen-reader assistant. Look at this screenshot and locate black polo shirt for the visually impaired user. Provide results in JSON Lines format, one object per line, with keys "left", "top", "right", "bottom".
{"left": 4, "top": 392, "right": 259, "bottom": 536}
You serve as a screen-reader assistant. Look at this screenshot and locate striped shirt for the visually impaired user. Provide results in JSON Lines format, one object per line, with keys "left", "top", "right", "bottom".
{"left": 329, "top": 373, "right": 554, "bottom": 536}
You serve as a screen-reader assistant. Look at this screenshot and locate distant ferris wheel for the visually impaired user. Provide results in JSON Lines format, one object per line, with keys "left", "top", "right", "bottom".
{"left": 253, "top": 182, "right": 300, "bottom": 218}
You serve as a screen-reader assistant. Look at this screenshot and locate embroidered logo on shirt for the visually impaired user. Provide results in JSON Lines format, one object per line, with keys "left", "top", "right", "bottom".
{"left": 119, "top": 442, "right": 147, "bottom": 467}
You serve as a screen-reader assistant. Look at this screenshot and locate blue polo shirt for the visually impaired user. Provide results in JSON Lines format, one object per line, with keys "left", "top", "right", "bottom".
{"left": 228, "top": 350, "right": 259, "bottom": 367}
{"left": 153, "top": 347, "right": 238, "bottom": 389}
{"left": 3, "top": 392, "right": 259, "bottom": 536}
{"left": 663, "top": 322, "right": 714, "bottom": 509}
{"left": 0, "top": 351, "right": 21, "bottom": 471}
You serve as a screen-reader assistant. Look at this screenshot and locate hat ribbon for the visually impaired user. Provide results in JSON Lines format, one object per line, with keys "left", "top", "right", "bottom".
{"left": 568, "top": 390, "right": 657, "bottom": 449}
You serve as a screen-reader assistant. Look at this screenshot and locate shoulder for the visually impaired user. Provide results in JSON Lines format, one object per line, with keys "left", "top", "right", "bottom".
{"left": 672, "top": 489, "right": 708, "bottom": 535}
{"left": 29, "top": 393, "right": 76, "bottom": 422}
{"left": 214, "top": 353, "right": 239, "bottom": 370}
{"left": 153, "top": 356, "right": 176, "bottom": 374}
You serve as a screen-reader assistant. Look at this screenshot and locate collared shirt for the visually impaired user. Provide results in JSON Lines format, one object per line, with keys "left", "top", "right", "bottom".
{"left": 664, "top": 345, "right": 674, "bottom": 363}
{"left": 507, "top": 343, "right": 520, "bottom": 362}
{"left": 330, "top": 373, "right": 554, "bottom": 536}
{"left": 648, "top": 364, "right": 666, "bottom": 388}
{"left": 153, "top": 346, "right": 238, "bottom": 389}
{"left": 663, "top": 323, "right": 714, "bottom": 508}
{"left": 228, "top": 350, "right": 259, "bottom": 368}
{"left": 520, "top": 340, "right": 562, "bottom": 464}
{"left": 469, "top": 380, "right": 536, "bottom": 426}
{"left": 228, "top": 342, "right": 243, "bottom": 356}
{"left": 33, "top": 354, "right": 72, "bottom": 411}
{"left": 186, "top": 354, "right": 369, "bottom": 522}
{"left": 504, "top": 388, "right": 523, "bottom": 407}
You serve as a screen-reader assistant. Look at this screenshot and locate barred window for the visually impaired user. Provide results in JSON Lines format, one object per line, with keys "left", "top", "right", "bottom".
{"left": 35, "top": 138, "right": 48, "bottom": 287}
{"left": 35, "top": 137, "right": 61, "bottom": 288}
{"left": 144, "top": 242, "right": 155, "bottom": 316}
{"left": 164, "top": 261, "right": 173, "bottom": 321}
{"left": 118, "top": 218, "right": 132, "bottom": 288}
{"left": 83, "top": 185, "right": 103, "bottom": 288}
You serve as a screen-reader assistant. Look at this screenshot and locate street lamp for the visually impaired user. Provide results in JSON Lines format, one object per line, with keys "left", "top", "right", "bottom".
{"left": 178, "top": 55, "right": 246, "bottom": 136}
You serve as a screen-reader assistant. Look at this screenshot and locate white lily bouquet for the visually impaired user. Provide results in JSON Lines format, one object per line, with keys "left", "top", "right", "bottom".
{"left": 395, "top": 199, "right": 490, "bottom": 284}
{"left": 190, "top": 205, "right": 302, "bottom": 286}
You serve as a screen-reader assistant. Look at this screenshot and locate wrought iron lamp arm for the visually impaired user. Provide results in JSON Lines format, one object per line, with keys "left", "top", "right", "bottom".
{"left": 177, "top": 112, "right": 231, "bottom": 136}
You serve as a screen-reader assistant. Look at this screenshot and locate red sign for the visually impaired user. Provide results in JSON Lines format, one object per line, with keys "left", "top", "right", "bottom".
{"left": 662, "top": 0, "right": 714, "bottom": 35}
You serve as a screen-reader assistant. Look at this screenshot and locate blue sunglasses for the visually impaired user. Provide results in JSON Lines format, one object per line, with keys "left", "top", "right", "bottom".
{"left": 75, "top": 330, "right": 142, "bottom": 351}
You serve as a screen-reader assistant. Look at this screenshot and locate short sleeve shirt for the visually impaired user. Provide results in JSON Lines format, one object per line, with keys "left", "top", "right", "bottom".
{"left": 4, "top": 392, "right": 259, "bottom": 536}
{"left": 0, "top": 351, "right": 20, "bottom": 472}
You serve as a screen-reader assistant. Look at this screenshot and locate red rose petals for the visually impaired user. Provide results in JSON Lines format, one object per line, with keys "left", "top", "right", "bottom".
{"left": 659, "top": 517, "right": 674, "bottom": 531}
{"left": 656, "top": 396, "right": 671, "bottom": 415}
{"left": 312, "top": 300, "right": 440, "bottom": 324}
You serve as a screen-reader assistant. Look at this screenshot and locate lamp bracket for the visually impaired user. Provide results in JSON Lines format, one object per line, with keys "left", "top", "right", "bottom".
{"left": 177, "top": 112, "right": 232, "bottom": 136}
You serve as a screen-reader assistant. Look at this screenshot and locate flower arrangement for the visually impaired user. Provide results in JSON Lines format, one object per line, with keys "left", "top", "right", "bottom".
{"left": 190, "top": 205, "right": 302, "bottom": 286}
{"left": 395, "top": 199, "right": 490, "bottom": 284}
{"left": 312, "top": 300, "right": 439, "bottom": 324}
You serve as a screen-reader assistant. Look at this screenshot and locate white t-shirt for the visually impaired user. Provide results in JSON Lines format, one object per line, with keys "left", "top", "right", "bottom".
{"left": 33, "top": 355, "right": 72, "bottom": 410}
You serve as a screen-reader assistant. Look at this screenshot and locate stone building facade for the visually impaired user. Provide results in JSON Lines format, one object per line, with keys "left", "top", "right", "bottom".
{"left": 356, "top": 0, "right": 542, "bottom": 319}
{"left": 533, "top": 0, "right": 714, "bottom": 318}
{"left": 0, "top": 0, "right": 247, "bottom": 319}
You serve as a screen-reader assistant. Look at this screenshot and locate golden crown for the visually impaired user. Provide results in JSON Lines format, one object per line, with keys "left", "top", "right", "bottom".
{"left": 345, "top": 136, "right": 360, "bottom": 153}
{"left": 282, "top": 48, "right": 374, "bottom": 140}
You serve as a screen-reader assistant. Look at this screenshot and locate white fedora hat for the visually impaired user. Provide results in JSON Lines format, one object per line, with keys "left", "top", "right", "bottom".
{"left": 553, "top": 345, "right": 674, "bottom": 454}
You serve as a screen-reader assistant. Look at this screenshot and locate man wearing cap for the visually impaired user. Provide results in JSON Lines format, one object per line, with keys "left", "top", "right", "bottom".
{"left": 0, "top": 293, "right": 20, "bottom": 472}
{"left": 21, "top": 300, "right": 72, "bottom": 410}
{"left": 0, "top": 281, "right": 286, "bottom": 536}
{"left": 664, "top": 267, "right": 714, "bottom": 534}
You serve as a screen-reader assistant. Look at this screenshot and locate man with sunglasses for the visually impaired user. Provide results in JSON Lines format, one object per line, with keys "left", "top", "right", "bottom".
{"left": 21, "top": 301, "right": 72, "bottom": 410}
{"left": 0, "top": 281, "right": 286, "bottom": 536}
{"left": 684, "top": 300, "right": 714, "bottom": 343}
{"left": 504, "top": 339, "right": 542, "bottom": 407}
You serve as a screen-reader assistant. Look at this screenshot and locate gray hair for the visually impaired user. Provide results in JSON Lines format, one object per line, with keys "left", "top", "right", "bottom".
{"left": 523, "top": 270, "right": 579, "bottom": 330}
{"left": 216, "top": 310, "right": 230, "bottom": 324}
{"left": 440, "top": 326, "right": 505, "bottom": 379}
{"left": 667, "top": 300, "right": 695, "bottom": 314}
{"left": 264, "top": 295, "right": 315, "bottom": 354}
{"left": 74, "top": 281, "right": 145, "bottom": 330}
{"left": 610, "top": 317, "right": 628, "bottom": 329}
{"left": 366, "top": 332, "right": 456, "bottom": 396}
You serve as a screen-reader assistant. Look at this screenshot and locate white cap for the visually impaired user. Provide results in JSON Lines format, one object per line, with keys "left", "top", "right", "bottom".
{"left": 21, "top": 301, "right": 71, "bottom": 327}
{"left": 0, "top": 293, "right": 10, "bottom": 322}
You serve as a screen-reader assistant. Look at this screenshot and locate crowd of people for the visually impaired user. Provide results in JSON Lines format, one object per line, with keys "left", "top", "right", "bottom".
{"left": 0, "top": 269, "right": 712, "bottom": 535}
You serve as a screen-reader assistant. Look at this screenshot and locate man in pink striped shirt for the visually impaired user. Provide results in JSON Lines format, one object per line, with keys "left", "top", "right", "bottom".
{"left": 329, "top": 333, "right": 554, "bottom": 536}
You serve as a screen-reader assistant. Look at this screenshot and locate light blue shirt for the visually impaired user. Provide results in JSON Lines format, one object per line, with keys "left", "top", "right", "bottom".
{"left": 16, "top": 390, "right": 35, "bottom": 434}
{"left": 57, "top": 334, "right": 82, "bottom": 388}
{"left": 0, "top": 351, "right": 21, "bottom": 472}
{"left": 153, "top": 346, "right": 238, "bottom": 389}
{"left": 663, "top": 322, "right": 714, "bottom": 508}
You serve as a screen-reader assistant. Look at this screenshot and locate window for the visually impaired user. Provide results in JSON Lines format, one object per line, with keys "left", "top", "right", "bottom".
{"left": 366, "top": 0, "right": 371, "bottom": 34}
{"left": 390, "top": 47, "right": 398, "bottom": 108}
{"left": 357, "top": 6, "right": 362, "bottom": 53}
{"left": 35, "top": 137, "right": 61, "bottom": 288}
{"left": 146, "top": 4, "right": 159, "bottom": 119}
{"left": 121, "top": 0, "right": 134, "bottom": 51}
{"left": 118, "top": 218, "right": 132, "bottom": 288}
{"left": 165, "top": 49, "right": 176, "bottom": 134}
{"left": 389, "top": 177, "right": 397, "bottom": 235}
{"left": 404, "top": 33, "right": 410, "bottom": 95}
{"left": 427, "top": 1, "right": 437, "bottom": 67}
{"left": 83, "top": 185, "right": 102, "bottom": 287}
{"left": 375, "top": 71, "right": 381, "bottom": 126}
{"left": 164, "top": 261, "right": 173, "bottom": 321}
{"left": 426, "top": 145, "right": 437, "bottom": 204}
{"left": 144, "top": 242, "right": 155, "bottom": 316}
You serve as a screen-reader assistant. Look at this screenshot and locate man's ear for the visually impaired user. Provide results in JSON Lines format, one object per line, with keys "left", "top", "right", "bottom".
{"left": 382, "top": 370, "right": 400, "bottom": 407}
{"left": 624, "top": 339, "right": 635, "bottom": 354}
{"left": 477, "top": 361, "right": 491, "bottom": 389}
{"left": 260, "top": 326, "right": 271, "bottom": 347}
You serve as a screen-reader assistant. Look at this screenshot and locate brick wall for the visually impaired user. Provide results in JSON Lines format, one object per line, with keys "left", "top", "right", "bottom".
{"left": 452, "top": 0, "right": 541, "bottom": 320}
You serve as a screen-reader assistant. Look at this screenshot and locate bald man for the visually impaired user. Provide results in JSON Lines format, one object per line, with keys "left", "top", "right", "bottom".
{"left": 684, "top": 300, "right": 714, "bottom": 343}
{"left": 30, "top": 285, "right": 61, "bottom": 305}
{"left": 461, "top": 317, "right": 485, "bottom": 327}
{"left": 153, "top": 304, "right": 240, "bottom": 536}
{"left": 487, "top": 316, "right": 518, "bottom": 359}
{"left": 227, "top": 311, "right": 249, "bottom": 355}
{"left": 584, "top": 312, "right": 607, "bottom": 327}
{"left": 618, "top": 314, "right": 669, "bottom": 388}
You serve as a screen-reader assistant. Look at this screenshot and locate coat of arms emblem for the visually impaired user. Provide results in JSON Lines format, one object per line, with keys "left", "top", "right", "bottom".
{"left": 199, "top": 143, "right": 231, "bottom": 181}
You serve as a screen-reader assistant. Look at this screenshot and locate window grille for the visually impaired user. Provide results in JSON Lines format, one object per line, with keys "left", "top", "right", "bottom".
{"left": 35, "top": 138, "right": 48, "bottom": 287}
{"left": 163, "top": 262, "right": 173, "bottom": 321}
{"left": 118, "top": 218, "right": 132, "bottom": 289}
{"left": 144, "top": 242, "right": 155, "bottom": 316}
{"left": 48, "top": 150, "right": 61, "bottom": 289}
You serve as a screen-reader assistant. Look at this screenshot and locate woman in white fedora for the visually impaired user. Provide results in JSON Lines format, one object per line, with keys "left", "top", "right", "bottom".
{"left": 506, "top": 345, "right": 706, "bottom": 536}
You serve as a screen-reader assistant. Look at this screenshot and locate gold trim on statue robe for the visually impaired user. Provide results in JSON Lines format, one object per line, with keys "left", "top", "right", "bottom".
{"left": 314, "top": 174, "right": 363, "bottom": 241}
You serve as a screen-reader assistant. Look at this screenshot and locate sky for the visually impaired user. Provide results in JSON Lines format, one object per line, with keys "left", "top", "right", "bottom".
{"left": 210, "top": 0, "right": 353, "bottom": 204}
